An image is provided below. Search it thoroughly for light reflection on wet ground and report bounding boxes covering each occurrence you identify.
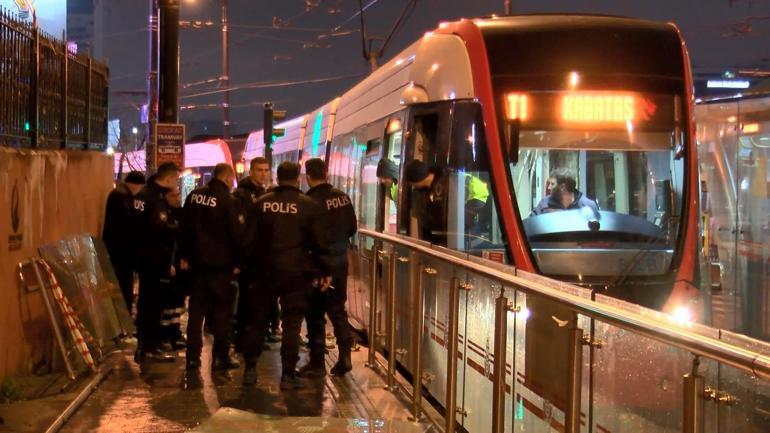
[58,336,432,433]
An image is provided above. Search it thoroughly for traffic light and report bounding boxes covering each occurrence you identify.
[263,102,287,146]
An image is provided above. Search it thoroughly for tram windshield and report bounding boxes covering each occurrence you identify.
[507,91,686,277]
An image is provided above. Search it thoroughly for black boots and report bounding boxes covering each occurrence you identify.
[243,363,258,386]
[330,346,352,376]
[212,355,241,371]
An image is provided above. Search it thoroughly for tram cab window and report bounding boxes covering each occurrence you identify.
[404,102,507,261]
[507,92,686,276]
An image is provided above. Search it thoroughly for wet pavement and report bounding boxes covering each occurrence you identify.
[57,335,433,433]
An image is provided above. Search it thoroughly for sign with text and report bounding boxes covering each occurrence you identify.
[154,123,185,169]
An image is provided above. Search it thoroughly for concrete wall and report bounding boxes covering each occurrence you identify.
[0,148,112,378]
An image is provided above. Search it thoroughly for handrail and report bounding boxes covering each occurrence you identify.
[359,228,770,381]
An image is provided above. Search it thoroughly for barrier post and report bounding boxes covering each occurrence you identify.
[409,254,424,421]
[492,289,510,433]
[566,326,584,433]
[385,251,399,390]
[366,244,379,368]
[683,357,705,433]
[445,277,466,432]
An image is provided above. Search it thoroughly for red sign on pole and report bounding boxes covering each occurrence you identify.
[155,123,185,169]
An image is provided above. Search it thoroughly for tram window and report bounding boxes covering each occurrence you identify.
[448,103,507,260]
[359,138,382,232]
[380,128,402,234]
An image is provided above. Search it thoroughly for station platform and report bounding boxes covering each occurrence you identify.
[53,335,433,433]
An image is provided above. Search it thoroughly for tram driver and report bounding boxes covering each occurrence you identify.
[532,168,599,216]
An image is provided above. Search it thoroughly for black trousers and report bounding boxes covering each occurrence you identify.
[113,260,134,313]
[243,274,311,374]
[186,268,236,362]
[160,273,187,341]
[136,267,165,352]
[306,270,353,362]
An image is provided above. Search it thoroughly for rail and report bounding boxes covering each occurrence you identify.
[358,228,770,433]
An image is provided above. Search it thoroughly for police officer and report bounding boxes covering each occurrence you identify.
[103,170,145,311]
[242,161,331,389]
[179,163,243,371]
[232,157,277,351]
[301,158,357,377]
[132,162,180,362]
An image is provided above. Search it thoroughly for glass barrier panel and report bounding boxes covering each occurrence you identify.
[591,315,690,433]
[457,271,502,433]
[514,290,569,432]
[418,253,449,404]
[716,331,770,432]
[393,245,416,371]
[452,268,471,432]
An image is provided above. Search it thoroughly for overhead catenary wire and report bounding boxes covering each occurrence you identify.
[180,72,364,99]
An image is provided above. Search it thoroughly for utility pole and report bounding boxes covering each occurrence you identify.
[158,0,180,124]
[221,0,230,139]
[504,0,511,15]
[146,0,159,173]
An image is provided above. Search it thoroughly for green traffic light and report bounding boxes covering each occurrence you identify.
[24,121,30,132]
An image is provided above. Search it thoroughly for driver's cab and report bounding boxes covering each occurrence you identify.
[513,139,684,281]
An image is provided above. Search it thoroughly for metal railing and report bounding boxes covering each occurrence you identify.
[0,8,108,150]
[358,228,770,433]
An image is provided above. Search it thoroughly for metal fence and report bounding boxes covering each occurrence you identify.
[0,8,108,150]
[358,228,770,433]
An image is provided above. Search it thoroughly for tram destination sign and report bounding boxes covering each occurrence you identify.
[504,91,678,131]
[155,123,186,169]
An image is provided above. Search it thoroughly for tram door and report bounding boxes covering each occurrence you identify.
[400,103,452,241]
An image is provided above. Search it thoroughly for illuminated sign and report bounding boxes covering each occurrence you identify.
[742,123,760,133]
[707,80,750,89]
[505,94,528,120]
[502,91,673,131]
[562,94,635,123]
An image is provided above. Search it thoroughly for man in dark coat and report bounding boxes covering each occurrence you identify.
[103,170,145,311]
[301,158,357,377]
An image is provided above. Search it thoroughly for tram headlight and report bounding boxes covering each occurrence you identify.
[671,305,693,326]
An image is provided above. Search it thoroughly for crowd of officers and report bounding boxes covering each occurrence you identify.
[103,158,357,389]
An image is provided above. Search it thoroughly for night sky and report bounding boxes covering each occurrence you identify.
[102,0,770,142]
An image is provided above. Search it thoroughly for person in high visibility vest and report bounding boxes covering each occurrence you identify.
[404,160,491,243]
[376,158,399,203]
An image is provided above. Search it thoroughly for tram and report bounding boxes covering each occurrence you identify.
[114,138,233,198]
[244,15,704,433]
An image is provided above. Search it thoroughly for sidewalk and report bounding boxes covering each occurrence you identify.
[47,335,433,433]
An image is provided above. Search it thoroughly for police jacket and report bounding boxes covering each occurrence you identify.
[132,181,178,270]
[233,176,267,217]
[306,183,357,273]
[103,183,135,266]
[179,178,243,270]
[252,184,331,278]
